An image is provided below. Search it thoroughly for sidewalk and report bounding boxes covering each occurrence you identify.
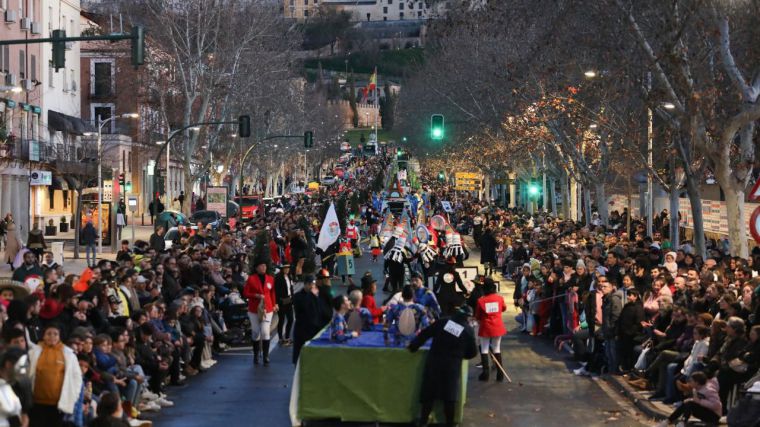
[0,223,155,279]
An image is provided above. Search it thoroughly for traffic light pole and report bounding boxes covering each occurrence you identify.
[151,121,237,217]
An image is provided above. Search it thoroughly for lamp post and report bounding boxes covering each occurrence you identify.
[85,113,138,259]
[156,127,199,211]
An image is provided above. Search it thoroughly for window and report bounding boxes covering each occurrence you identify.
[18,50,25,79]
[418,2,422,9]
[92,60,114,96]
[303,0,308,4]
[399,2,403,9]
[388,0,392,4]
[303,9,308,17]
[418,10,422,17]
[30,54,36,81]
[400,12,404,19]
[366,12,370,21]
[383,6,387,13]
[63,190,68,208]
[48,188,55,210]
[383,16,387,21]
[92,104,114,132]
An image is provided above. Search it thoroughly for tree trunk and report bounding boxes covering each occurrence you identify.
[72,188,83,259]
[550,178,557,216]
[483,175,491,202]
[595,182,608,226]
[569,176,577,221]
[583,186,592,226]
[561,175,570,219]
[669,188,680,249]
[723,185,748,257]
[684,173,706,258]
[182,162,194,216]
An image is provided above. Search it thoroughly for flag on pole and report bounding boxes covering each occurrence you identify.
[368,68,377,92]
[317,203,341,251]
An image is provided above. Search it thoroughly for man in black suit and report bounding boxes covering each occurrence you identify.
[275,264,294,346]
[292,275,330,364]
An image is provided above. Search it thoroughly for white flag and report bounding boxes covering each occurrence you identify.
[317,203,341,252]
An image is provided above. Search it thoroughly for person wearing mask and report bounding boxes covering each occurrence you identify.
[28,324,83,427]
[243,259,277,365]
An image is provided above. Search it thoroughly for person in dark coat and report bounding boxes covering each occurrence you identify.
[82,220,98,267]
[478,228,498,276]
[434,257,468,316]
[149,226,166,253]
[292,275,330,364]
[274,264,294,345]
[408,304,478,427]
[617,289,645,372]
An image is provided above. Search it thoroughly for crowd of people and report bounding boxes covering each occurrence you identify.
[461,200,760,426]
[0,151,400,426]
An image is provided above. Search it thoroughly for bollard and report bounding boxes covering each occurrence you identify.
[141,214,145,226]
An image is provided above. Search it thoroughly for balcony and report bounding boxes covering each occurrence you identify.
[0,139,57,162]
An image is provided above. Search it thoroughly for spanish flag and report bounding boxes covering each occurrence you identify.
[368,67,377,92]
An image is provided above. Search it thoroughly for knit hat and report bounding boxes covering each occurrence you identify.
[576,259,586,269]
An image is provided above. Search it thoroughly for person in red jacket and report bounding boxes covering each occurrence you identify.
[360,275,385,324]
[475,278,507,382]
[243,259,278,365]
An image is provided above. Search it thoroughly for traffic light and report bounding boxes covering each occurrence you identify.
[402,136,408,143]
[118,173,126,188]
[52,30,66,71]
[430,114,444,140]
[238,115,251,138]
[125,181,132,193]
[304,131,314,148]
[131,26,145,67]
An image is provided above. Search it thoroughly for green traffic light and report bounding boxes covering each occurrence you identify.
[432,128,443,138]
[528,184,540,196]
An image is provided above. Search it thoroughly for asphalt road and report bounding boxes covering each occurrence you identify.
[149,242,651,427]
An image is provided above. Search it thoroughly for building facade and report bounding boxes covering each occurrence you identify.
[1,0,44,236]
[285,0,435,21]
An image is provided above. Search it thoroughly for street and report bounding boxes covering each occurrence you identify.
[148,242,648,427]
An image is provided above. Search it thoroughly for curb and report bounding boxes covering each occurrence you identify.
[603,375,670,421]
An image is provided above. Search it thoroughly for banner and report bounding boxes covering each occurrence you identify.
[206,186,228,217]
[317,203,341,251]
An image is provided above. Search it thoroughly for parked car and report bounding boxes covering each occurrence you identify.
[234,195,262,221]
[190,210,222,229]
[154,210,189,231]
[163,225,198,250]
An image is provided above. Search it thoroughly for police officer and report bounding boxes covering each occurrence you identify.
[408,304,478,427]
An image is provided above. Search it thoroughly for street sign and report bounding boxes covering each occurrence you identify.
[127,195,139,212]
[30,170,52,186]
[750,179,760,201]
[750,206,760,244]
[454,172,482,191]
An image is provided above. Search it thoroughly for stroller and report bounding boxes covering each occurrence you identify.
[219,301,251,347]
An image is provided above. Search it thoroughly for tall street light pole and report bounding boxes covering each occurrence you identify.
[88,113,139,260]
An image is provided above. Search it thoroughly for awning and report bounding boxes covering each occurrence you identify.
[64,176,80,190]
[48,110,96,136]
[50,175,69,191]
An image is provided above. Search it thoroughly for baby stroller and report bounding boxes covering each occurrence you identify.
[219,301,251,347]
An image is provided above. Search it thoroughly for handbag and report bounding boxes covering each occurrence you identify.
[635,347,651,371]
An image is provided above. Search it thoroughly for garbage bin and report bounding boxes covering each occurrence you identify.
[51,241,64,266]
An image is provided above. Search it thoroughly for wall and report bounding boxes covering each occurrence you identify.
[41,0,82,134]
[326,99,379,129]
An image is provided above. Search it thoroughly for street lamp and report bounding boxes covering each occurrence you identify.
[91,113,139,259]
[584,70,597,78]
[663,102,676,110]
